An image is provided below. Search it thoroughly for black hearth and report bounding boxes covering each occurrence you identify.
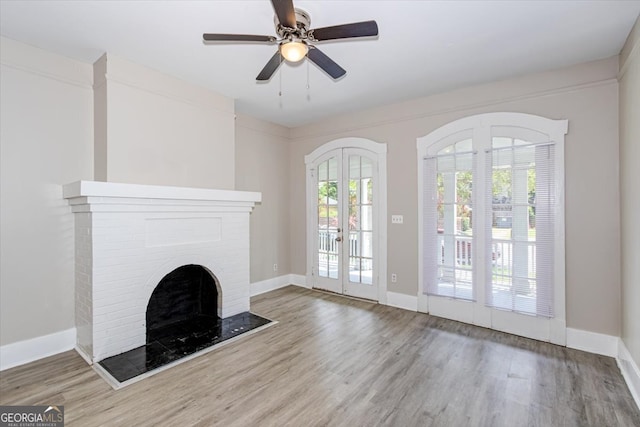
[98,265,272,384]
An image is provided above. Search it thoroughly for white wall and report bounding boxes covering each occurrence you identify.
[94,54,236,190]
[619,16,640,373]
[289,57,622,337]
[0,37,93,346]
[235,114,291,283]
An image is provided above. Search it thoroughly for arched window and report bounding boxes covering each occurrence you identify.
[417,113,567,344]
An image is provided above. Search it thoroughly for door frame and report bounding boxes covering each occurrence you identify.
[305,137,388,303]
[416,112,567,345]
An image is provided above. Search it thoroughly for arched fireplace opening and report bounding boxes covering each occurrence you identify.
[146,264,220,346]
[99,262,272,384]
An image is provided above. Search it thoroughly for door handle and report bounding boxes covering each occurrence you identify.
[335,236,342,242]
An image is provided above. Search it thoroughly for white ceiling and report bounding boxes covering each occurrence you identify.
[1,1,639,127]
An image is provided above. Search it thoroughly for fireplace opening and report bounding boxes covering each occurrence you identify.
[146,264,221,346]
[98,264,272,385]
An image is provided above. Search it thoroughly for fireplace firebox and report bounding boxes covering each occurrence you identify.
[146,265,220,343]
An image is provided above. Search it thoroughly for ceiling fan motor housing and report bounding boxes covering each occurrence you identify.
[275,8,311,40]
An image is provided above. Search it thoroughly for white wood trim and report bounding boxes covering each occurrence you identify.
[566,328,619,357]
[304,139,388,302]
[307,149,344,294]
[428,297,475,324]
[250,275,293,296]
[386,292,418,312]
[0,328,76,371]
[305,160,317,289]
[304,137,387,165]
[618,339,640,410]
[63,180,261,203]
[75,346,93,366]
[289,274,310,288]
[250,274,311,296]
[376,151,388,305]
[417,112,568,344]
[342,147,380,301]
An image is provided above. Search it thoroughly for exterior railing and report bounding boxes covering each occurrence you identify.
[318,230,359,256]
[438,236,537,281]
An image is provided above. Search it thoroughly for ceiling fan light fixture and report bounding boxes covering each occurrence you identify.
[204,1,378,81]
[280,41,308,62]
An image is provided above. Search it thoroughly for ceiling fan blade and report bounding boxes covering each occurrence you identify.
[271,0,296,28]
[307,47,346,80]
[203,33,276,43]
[310,20,379,41]
[256,51,283,81]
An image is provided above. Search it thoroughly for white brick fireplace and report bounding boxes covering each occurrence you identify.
[63,181,261,363]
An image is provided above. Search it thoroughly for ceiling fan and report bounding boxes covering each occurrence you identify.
[202,0,379,81]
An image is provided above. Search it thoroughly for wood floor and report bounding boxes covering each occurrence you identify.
[1,286,639,426]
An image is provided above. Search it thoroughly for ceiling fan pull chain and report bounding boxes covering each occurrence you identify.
[306,59,311,101]
[279,55,283,97]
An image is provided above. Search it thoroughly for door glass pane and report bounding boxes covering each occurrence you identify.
[317,157,339,279]
[361,157,373,178]
[360,206,373,231]
[432,150,474,300]
[488,138,544,315]
[348,155,374,285]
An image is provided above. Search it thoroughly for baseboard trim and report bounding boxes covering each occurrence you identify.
[618,339,640,411]
[566,328,618,357]
[386,291,418,312]
[289,274,310,289]
[250,275,292,296]
[0,328,76,371]
[75,346,93,366]
[250,274,310,297]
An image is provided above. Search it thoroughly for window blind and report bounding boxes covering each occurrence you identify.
[424,151,476,300]
[484,142,555,317]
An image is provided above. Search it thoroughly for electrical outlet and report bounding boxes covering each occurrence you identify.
[391,215,403,224]
[273,264,278,272]
[391,273,397,283]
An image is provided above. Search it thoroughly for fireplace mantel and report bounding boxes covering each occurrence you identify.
[64,180,261,364]
[63,180,261,206]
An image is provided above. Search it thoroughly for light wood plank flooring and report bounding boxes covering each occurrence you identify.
[1,286,639,426]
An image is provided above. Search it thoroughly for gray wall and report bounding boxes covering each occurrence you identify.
[619,16,640,371]
[93,54,236,189]
[289,57,622,336]
[235,114,292,284]
[0,38,238,348]
[0,34,631,351]
[0,38,94,345]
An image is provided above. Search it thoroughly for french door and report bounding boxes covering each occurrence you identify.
[417,113,568,345]
[307,147,380,301]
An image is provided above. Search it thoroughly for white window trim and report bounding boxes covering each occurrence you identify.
[417,112,568,344]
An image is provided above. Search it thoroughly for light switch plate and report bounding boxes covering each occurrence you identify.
[391,215,403,224]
